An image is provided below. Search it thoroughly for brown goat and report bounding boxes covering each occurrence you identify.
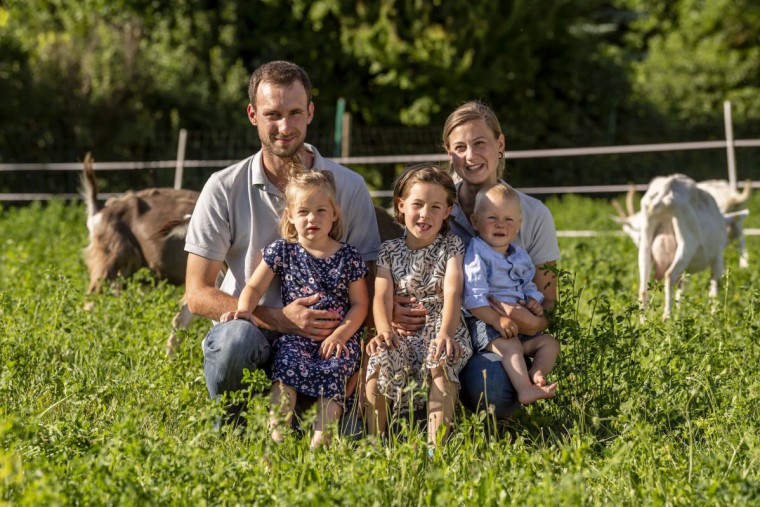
[81,153,199,294]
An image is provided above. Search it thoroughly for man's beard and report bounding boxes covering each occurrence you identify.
[261,133,304,159]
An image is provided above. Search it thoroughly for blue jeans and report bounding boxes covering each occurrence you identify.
[459,317,521,419]
[202,320,272,400]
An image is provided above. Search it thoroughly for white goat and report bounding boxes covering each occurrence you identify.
[613,179,752,269]
[697,180,751,268]
[636,174,731,319]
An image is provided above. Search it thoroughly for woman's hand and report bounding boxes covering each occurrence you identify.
[391,295,427,336]
[523,297,545,317]
[365,330,400,355]
[220,309,253,323]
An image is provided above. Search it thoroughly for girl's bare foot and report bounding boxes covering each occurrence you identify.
[517,383,557,404]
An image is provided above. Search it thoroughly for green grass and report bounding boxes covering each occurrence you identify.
[1,198,758,506]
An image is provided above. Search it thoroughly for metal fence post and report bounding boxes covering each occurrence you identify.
[724,101,737,192]
[174,128,188,189]
[341,111,351,158]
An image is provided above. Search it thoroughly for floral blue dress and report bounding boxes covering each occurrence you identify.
[264,239,368,405]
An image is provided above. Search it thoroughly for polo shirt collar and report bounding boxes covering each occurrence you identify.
[250,143,321,193]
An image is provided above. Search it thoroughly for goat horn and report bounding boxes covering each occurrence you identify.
[611,199,627,219]
[626,185,636,215]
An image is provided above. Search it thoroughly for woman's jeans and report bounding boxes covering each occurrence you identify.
[460,317,522,419]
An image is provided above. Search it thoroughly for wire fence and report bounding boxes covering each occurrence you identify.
[1,102,758,208]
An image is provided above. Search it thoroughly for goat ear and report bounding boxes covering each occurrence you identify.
[610,214,627,225]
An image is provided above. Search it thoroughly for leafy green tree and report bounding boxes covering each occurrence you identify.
[623,0,760,131]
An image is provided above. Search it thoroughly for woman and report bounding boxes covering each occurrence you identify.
[393,100,560,418]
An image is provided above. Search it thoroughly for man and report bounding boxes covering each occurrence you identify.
[185,61,380,416]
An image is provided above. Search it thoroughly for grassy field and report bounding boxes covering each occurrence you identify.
[1,196,758,506]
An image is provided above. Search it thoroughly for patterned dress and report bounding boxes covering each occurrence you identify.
[264,239,368,405]
[366,234,472,411]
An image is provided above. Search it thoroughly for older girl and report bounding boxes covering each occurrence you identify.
[365,164,472,451]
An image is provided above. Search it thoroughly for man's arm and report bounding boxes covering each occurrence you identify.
[185,253,237,321]
[185,252,340,339]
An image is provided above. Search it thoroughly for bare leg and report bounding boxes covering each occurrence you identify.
[428,366,458,450]
[312,397,342,449]
[269,381,296,442]
[487,338,556,404]
[354,350,370,425]
[364,371,389,437]
[521,334,560,387]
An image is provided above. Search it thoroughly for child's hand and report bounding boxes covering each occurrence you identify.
[523,298,544,317]
[320,335,348,359]
[497,316,518,339]
[366,330,400,355]
[220,309,253,323]
[428,333,462,364]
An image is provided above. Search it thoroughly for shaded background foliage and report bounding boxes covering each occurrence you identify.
[1,0,760,193]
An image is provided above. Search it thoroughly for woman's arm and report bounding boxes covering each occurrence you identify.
[533,261,557,310]
[490,302,548,336]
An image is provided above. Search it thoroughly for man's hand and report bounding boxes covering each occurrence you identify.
[391,295,426,336]
[281,294,341,341]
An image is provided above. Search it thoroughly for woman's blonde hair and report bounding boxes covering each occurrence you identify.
[280,169,344,242]
[441,100,505,177]
[392,163,456,236]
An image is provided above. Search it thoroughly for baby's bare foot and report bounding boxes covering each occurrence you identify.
[517,383,557,405]
[532,372,547,386]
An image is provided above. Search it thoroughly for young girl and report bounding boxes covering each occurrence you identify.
[365,164,472,451]
[221,170,369,448]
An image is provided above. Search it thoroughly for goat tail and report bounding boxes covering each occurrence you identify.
[80,152,102,218]
[152,216,191,241]
[732,179,752,206]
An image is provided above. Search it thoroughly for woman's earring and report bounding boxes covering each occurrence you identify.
[498,152,504,159]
